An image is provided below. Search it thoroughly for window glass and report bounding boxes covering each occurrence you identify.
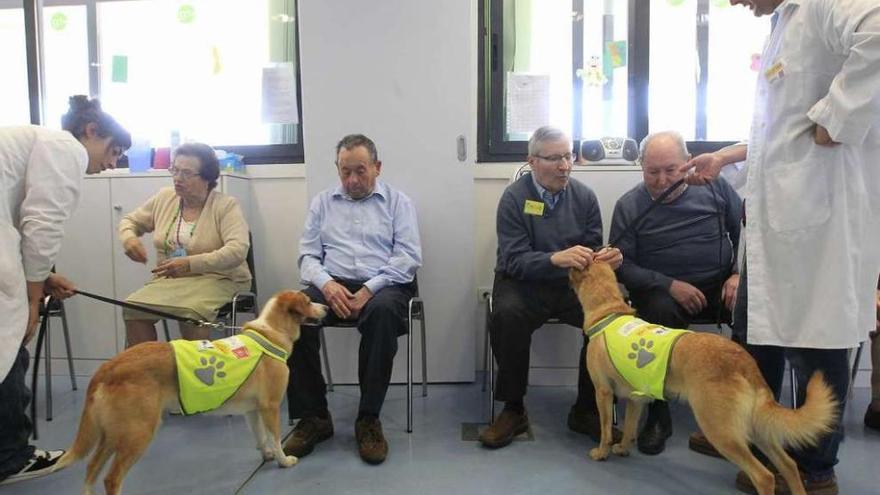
[705,2,768,140]
[42,5,89,129]
[581,0,628,139]
[648,0,769,140]
[0,3,30,126]
[98,0,300,148]
[502,0,573,140]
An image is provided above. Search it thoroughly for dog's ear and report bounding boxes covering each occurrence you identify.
[291,292,315,319]
[274,290,310,320]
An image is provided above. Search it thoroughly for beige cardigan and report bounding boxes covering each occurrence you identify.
[118,187,251,284]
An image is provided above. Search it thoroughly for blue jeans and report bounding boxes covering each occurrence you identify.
[732,261,847,479]
[0,347,36,482]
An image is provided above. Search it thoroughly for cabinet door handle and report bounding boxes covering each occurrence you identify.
[113,205,122,211]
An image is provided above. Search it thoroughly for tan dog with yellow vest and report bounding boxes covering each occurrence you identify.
[570,262,837,495]
[51,290,326,495]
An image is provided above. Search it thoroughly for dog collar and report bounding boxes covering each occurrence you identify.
[585,313,627,338]
[242,329,289,361]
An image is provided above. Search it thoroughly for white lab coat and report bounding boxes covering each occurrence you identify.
[744,0,880,349]
[0,126,85,381]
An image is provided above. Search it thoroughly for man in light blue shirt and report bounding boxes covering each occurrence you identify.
[285,134,421,465]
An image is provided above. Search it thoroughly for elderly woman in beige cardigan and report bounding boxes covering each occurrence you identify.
[118,142,251,346]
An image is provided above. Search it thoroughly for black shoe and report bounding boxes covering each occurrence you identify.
[0,449,65,486]
[283,414,334,457]
[567,405,622,444]
[637,402,672,455]
[865,405,880,431]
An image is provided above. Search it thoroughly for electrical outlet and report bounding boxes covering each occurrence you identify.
[477,286,492,303]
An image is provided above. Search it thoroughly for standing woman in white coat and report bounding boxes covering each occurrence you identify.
[683,0,880,493]
[0,96,130,486]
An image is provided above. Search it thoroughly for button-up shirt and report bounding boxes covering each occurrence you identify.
[531,173,565,210]
[299,179,422,294]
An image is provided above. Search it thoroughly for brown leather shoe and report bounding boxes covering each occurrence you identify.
[355,416,388,465]
[735,468,838,495]
[688,431,723,458]
[283,415,334,457]
[479,409,529,449]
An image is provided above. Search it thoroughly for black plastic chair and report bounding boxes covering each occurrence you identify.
[318,277,426,433]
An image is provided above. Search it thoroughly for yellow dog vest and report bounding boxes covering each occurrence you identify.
[170,329,288,415]
[586,314,690,400]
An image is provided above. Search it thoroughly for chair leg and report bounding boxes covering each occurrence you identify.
[319,328,333,392]
[162,320,171,341]
[31,311,50,440]
[848,341,865,400]
[489,345,496,421]
[407,319,413,434]
[482,311,490,392]
[59,305,77,391]
[44,317,53,421]
[420,313,427,398]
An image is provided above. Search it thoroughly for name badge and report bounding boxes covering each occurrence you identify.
[170,246,188,258]
[524,200,545,216]
[764,61,784,84]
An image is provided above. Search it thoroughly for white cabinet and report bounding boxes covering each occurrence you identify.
[48,172,251,375]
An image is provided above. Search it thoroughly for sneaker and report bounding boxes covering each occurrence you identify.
[355,416,388,465]
[735,468,838,495]
[479,409,529,449]
[567,405,622,444]
[688,431,723,458]
[637,402,672,455]
[282,414,334,457]
[0,449,65,486]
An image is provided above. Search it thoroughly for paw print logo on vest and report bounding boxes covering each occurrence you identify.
[628,338,656,368]
[194,355,227,386]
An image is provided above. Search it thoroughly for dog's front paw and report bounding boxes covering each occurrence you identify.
[589,447,610,461]
[261,449,275,462]
[611,443,630,456]
[277,455,298,468]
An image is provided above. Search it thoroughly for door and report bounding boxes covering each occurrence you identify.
[299,0,476,383]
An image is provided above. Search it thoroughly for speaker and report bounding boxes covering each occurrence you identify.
[580,140,605,162]
[580,137,639,163]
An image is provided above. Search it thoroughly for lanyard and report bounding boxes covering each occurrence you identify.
[164,199,199,255]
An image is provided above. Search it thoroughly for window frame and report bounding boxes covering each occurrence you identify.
[478,0,740,162]
[14,0,304,164]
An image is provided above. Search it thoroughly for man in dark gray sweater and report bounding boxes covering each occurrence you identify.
[480,126,622,449]
[609,131,742,456]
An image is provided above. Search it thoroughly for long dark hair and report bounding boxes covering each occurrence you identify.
[61,95,131,150]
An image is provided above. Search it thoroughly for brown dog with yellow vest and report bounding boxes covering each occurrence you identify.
[570,262,837,495]
[51,290,326,495]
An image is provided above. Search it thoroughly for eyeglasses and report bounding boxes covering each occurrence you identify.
[169,167,199,179]
[534,153,573,164]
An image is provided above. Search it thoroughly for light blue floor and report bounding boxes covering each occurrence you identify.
[4,375,878,495]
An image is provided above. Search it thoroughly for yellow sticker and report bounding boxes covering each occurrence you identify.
[764,61,784,83]
[524,200,545,216]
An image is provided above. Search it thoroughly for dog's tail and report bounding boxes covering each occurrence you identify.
[52,387,101,472]
[752,371,838,451]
